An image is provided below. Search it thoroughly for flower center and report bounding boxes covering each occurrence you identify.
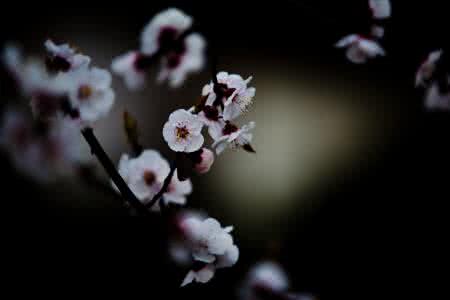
[134,54,154,71]
[45,55,71,73]
[78,85,92,100]
[158,27,179,50]
[143,170,156,186]
[203,106,219,121]
[214,83,236,98]
[222,122,239,135]
[176,126,190,140]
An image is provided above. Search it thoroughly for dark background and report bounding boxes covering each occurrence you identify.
[1,1,448,299]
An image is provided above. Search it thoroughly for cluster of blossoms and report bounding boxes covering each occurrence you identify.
[415,50,450,110]
[335,0,391,64]
[0,109,82,182]
[0,40,115,180]
[240,261,314,300]
[163,71,256,156]
[1,41,115,126]
[168,212,239,286]
[112,8,206,89]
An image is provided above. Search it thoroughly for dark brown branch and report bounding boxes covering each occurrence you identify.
[81,127,151,216]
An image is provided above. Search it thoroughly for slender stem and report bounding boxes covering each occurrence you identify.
[81,127,151,216]
[145,155,178,209]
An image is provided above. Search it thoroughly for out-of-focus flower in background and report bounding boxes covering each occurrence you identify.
[169,213,239,286]
[0,109,84,182]
[335,35,385,64]
[369,0,392,20]
[112,8,206,89]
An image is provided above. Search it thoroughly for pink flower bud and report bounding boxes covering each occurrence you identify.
[194,148,214,174]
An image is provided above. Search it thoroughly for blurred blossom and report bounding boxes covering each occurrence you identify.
[424,81,450,110]
[192,148,215,174]
[172,214,238,286]
[416,50,443,87]
[0,109,83,182]
[240,261,289,300]
[370,25,385,39]
[111,51,146,90]
[112,8,206,89]
[369,0,392,20]
[63,67,115,125]
[44,39,91,73]
[140,8,193,56]
[335,35,385,64]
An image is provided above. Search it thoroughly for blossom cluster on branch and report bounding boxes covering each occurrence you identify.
[1,1,449,296]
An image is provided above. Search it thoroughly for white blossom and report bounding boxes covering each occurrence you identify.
[197,105,226,140]
[424,82,450,111]
[203,72,256,121]
[335,35,385,64]
[369,0,392,20]
[153,169,192,210]
[212,121,255,155]
[141,8,193,56]
[181,265,216,287]
[179,216,239,286]
[44,39,90,72]
[116,150,170,202]
[163,109,204,153]
[111,51,146,90]
[157,33,206,88]
[416,50,443,87]
[63,67,115,124]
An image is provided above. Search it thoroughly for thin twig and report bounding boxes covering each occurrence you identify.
[146,154,178,209]
[81,127,151,216]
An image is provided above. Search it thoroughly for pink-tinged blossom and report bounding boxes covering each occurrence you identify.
[163,109,204,153]
[424,82,450,111]
[111,51,147,90]
[141,8,193,56]
[63,67,115,124]
[0,111,82,182]
[240,261,290,300]
[335,35,385,64]
[44,39,90,73]
[203,72,256,121]
[112,8,206,89]
[116,150,170,202]
[369,0,392,20]
[156,33,206,88]
[179,216,239,286]
[192,148,215,174]
[197,105,226,140]
[212,121,255,155]
[416,50,443,87]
